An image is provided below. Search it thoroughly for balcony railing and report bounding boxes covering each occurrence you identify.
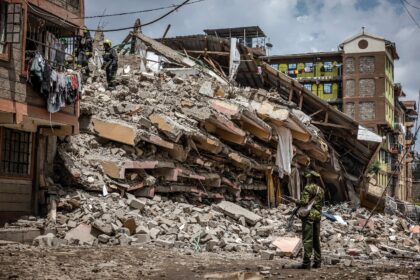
[47,0,80,13]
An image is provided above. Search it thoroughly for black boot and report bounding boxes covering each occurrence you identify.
[312,263,321,269]
[298,263,311,269]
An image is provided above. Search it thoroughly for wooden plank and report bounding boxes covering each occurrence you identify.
[0,193,31,203]
[311,121,352,130]
[0,180,32,194]
[0,202,31,212]
[186,50,229,56]
[134,33,227,84]
[310,109,324,117]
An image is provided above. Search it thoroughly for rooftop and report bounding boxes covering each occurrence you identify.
[203,26,266,38]
[339,31,399,59]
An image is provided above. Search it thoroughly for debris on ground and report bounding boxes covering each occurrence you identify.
[2,190,419,264]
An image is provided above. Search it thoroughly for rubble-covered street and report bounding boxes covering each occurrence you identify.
[0,243,418,280]
[1,190,419,279]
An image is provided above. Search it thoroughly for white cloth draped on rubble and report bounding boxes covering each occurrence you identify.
[274,126,293,178]
[288,167,301,199]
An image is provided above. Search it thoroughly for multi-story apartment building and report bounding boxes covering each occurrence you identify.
[264,31,417,203]
[265,51,343,110]
[340,32,401,199]
[400,99,417,200]
[0,0,84,224]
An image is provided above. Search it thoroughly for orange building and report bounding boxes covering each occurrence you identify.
[0,0,84,223]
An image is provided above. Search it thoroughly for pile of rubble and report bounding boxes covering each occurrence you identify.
[57,67,330,203]
[4,190,419,263]
[58,68,304,200]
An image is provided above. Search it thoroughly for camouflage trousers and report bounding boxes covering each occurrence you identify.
[302,219,321,265]
[106,66,117,88]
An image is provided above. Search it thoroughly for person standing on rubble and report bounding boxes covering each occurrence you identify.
[298,170,325,269]
[102,39,118,89]
[75,26,93,71]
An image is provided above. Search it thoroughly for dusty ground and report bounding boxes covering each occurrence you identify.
[0,243,419,280]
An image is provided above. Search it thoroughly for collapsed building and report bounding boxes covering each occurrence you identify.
[53,27,384,212]
[0,12,388,225]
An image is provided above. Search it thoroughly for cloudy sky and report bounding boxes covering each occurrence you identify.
[85,0,420,101]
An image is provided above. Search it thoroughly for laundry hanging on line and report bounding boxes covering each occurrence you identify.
[27,53,82,113]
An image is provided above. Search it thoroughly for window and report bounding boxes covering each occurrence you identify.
[360,56,375,73]
[1,128,33,177]
[323,61,333,72]
[288,63,297,70]
[360,102,375,120]
[358,39,368,49]
[346,80,355,97]
[345,57,355,74]
[359,79,375,96]
[0,1,6,53]
[304,84,312,91]
[304,62,313,72]
[324,83,332,94]
[5,3,21,44]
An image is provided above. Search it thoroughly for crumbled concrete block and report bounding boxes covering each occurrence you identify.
[272,237,302,257]
[132,234,151,244]
[261,250,275,260]
[150,227,161,240]
[98,234,111,243]
[64,224,95,244]
[118,233,131,246]
[92,220,113,235]
[33,233,59,247]
[135,225,149,234]
[155,239,175,248]
[199,81,213,97]
[129,198,146,210]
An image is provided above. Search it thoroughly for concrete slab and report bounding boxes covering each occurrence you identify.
[0,228,41,244]
[215,201,262,225]
[91,118,137,146]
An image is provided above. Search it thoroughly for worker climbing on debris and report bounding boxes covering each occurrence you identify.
[75,26,93,72]
[297,170,325,269]
[102,39,118,89]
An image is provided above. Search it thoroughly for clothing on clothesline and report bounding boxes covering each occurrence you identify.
[28,53,81,113]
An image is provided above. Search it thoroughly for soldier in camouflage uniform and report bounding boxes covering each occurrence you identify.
[299,171,324,269]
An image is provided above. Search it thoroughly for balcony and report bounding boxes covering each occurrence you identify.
[393,122,405,134]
